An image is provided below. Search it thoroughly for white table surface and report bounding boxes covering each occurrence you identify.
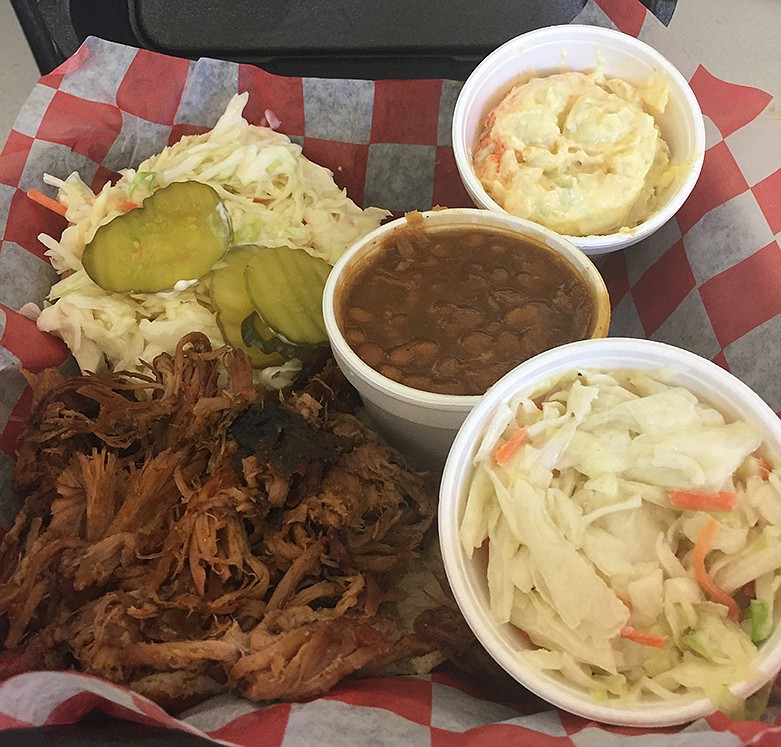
[1,0,779,149]
[670,0,780,102]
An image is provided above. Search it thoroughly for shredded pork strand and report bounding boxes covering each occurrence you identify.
[0,332,454,709]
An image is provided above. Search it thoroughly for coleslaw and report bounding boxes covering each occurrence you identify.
[460,367,781,706]
[23,93,389,385]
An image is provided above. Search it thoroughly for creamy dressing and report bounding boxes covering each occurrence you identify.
[474,71,675,236]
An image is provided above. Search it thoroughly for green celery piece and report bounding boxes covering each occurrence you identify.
[748,599,771,644]
[681,633,711,659]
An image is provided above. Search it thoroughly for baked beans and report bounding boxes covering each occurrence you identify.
[336,222,596,396]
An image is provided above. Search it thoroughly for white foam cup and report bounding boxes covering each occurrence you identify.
[439,337,781,727]
[452,25,706,256]
[322,208,610,466]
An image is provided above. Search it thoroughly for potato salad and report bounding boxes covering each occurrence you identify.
[473,70,678,236]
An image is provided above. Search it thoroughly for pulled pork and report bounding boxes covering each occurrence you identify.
[0,333,468,709]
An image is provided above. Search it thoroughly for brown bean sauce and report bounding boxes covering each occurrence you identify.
[336,222,596,396]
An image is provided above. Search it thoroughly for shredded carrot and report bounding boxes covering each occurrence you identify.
[615,593,632,610]
[692,517,741,622]
[669,490,738,512]
[26,188,66,217]
[117,200,141,212]
[759,457,772,481]
[494,428,527,465]
[620,626,666,648]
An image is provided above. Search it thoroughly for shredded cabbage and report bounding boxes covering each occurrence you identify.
[27,93,389,383]
[461,368,781,707]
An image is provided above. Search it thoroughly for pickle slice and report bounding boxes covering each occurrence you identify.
[244,246,331,346]
[208,246,284,368]
[241,312,312,361]
[82,181,231,293]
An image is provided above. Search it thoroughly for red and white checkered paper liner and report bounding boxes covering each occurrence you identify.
[0,0,780,743]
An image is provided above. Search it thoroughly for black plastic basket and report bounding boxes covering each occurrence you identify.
[12,0,677,79]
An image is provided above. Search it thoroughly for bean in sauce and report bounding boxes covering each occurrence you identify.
[337,223,596,396]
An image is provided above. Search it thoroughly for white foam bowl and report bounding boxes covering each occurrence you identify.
[439,337,781,727]
[452,24,706,256]
[322,208,610,467]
